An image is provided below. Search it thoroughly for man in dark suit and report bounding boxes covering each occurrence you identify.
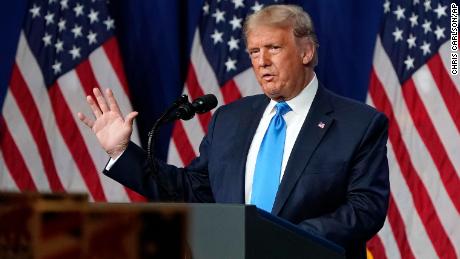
[78,4,389,258]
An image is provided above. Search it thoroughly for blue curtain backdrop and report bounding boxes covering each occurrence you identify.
[0,0,383,160]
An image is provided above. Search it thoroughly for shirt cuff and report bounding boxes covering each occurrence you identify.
[105,150,125,170]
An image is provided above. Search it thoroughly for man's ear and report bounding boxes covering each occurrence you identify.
[301,41,314,65]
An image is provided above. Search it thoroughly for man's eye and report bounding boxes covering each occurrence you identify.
[249,50,259,57]
[269,46,281,52]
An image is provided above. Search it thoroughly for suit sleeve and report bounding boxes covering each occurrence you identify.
[103,108,222,203]
[298,112,390,247]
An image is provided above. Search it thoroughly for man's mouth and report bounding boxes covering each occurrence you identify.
[262,73,274,81]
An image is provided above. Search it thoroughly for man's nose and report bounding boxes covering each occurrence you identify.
[257,50,271,67]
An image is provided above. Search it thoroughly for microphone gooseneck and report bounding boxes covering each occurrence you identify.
[146,94,217,200]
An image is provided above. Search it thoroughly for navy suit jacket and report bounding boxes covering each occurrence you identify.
[105,86,390,258]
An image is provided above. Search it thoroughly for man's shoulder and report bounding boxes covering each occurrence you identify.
[218,94,268,113]
[322,87,385,120]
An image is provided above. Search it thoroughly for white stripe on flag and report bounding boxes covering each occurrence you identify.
[190,29,225,107]
[373,37,460,256]
[15,33,88,193]
[89,46,141,146]
[412,64,460,174]
[387,142,438,259]
[181,86,205,154]
[377,219,401,259]
[167,135,184,167]
[439,43,460,91]
[2,91,49,191]
[58,70,129,202]
[0,150,19,191]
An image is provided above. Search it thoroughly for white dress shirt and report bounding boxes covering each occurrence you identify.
[244,75,318,204]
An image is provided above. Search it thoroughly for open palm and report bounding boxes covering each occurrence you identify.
[78,88,138,158]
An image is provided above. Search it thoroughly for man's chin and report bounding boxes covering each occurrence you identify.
[265,92,284,101]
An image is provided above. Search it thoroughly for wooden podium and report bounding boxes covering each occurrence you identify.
[0,192,344,258]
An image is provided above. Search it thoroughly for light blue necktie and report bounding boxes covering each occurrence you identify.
[251,101,291,212]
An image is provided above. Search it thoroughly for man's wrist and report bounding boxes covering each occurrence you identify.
[107,142,129,159]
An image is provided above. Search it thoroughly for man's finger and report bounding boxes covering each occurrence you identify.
[77,112,94,128]
[105,88,122,115]
[87,95,102,118]
[124,111,138,126]
[93,88,109,113]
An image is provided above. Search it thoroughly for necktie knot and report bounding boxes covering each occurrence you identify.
[275,102,291,117]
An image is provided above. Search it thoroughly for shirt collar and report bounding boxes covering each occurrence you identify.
[267,73,318,116]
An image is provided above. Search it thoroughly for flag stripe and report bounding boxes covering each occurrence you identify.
[386,140,438,258]
[181,86,205,155]
[0,151,19,191]
[3,91,52,191]
[0,2,144,202]
[0,116,37,191]
[439,43,460,92]
[387,195,416,259]
[9,65,65,191]
[172,121,196,166]
[369,69,456,258]
[367,235,388,259]
[73,60,132,202]
[426,54,460,132]
[376,220,401,259]
[412,63,460,175]
[167,138,184,167]
[48,84,106,201]
[101,37,131,97]
[89,41,142,146]
[401,79,460,212]
[190,30,225,106]
[87,45,145,202]
[372,38,460,255]
[186,64,212,131]
[14,33,89,194]
[221,79,242,104]
[75,59,99,96]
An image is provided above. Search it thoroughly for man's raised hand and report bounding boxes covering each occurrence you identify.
[77,88,138,159]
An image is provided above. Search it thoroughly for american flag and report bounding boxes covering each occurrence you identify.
[0,0,144,202]
[167,0,280,167]
[366,0,460,258]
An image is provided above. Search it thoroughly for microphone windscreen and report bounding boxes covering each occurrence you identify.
[192,94,218,114]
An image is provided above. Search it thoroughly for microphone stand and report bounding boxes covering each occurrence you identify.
[146,94,189,200]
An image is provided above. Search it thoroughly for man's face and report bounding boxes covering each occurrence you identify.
[246,25,313,101]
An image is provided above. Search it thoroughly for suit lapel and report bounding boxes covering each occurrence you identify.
[272,86,335,215]
[228,95,269,203]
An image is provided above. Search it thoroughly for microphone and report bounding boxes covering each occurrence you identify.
[147,94,218,191]
[167,94,218,122]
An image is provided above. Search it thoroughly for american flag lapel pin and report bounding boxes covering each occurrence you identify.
[318,122,325,129]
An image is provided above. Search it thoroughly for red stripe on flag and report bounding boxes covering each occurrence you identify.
[426,54,460,132]
[0,117,37,191]
[76,59,147,202]
[124,188,147,202]
[186,64,212,131]
[387,195,415,259]
[369,70,456,259]
[9,65,65,192]
[172,121,196,166]
[102,37,131,98]
[367,235,388,259]
[75,59,99,96]
[401,79,460,213]
[221,79,242,104]
[48,85,107,201]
